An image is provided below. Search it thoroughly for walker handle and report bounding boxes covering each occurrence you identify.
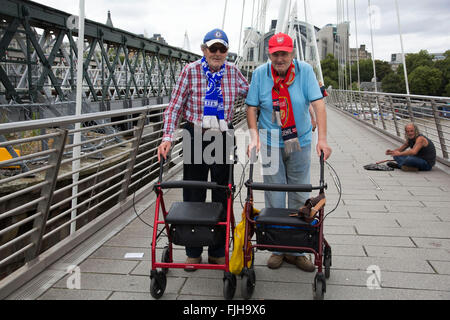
[248,146,257,182]
[245,181,314,192]
[158,158,164,183]
[320,151,325,192]
[158,180,228,190]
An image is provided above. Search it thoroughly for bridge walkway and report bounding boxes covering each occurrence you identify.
[7,106,450,300]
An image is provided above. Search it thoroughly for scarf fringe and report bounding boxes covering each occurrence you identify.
[202,115,219,129]
[219,119,228,132]
[284,139,301,155]
[202,116,228,132]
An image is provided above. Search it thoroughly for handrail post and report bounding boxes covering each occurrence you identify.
[368,94,376,125]
[430,99,448,160]
[339,90,342,109]
[353,91,359,116]
[119,112,147,201]
[349,90,354,115]
[345,90,350,112]
[361,93,368,121]
[25,128,68,261]
[343,90,347,111]
[357,92,364,117]
[389,96,400,137]
[406,95,415,123]
[378,95,386,130]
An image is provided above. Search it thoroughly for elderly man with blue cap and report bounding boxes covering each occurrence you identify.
[158,28,249,269]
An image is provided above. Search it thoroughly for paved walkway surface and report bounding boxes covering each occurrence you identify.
[9,106,450,300]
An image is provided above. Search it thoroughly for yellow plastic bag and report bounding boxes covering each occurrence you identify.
[229,207,259,275]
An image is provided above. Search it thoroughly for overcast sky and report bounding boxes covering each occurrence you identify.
[32,0,450,62]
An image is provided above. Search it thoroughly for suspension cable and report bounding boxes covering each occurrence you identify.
[367,0,378,93]
[336,0,343,90]
[238,0,246,60]
[395,0,410,95]
[353,0,361,90]
[222,0,228,30]
[342,0,348,91]
[346,0,352,89]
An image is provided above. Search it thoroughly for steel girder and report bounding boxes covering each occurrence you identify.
[0,0,201,104]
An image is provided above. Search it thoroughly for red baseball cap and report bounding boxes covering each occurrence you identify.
[268,33,293,54]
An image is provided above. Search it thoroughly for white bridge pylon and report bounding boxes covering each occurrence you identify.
[236,0,324,83]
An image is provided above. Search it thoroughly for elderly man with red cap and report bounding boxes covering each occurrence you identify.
[158,28,248,269]
[245,33,332,272]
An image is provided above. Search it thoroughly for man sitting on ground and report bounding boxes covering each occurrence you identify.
[386,123,436,172]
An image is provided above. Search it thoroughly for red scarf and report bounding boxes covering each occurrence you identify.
[271,63,301,154]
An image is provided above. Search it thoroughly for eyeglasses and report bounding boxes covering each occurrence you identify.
[208,45,228,54]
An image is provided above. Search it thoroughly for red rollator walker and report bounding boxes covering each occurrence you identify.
[150,159,237,299]
[240,150,332,300]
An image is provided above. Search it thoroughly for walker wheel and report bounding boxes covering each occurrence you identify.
[313,272,326,300]
[150,270,167,299]
[241,268,256,300]
[223,272,237,300]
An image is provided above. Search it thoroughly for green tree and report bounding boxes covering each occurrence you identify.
[375,60,394,82]
[445,83,450,97]
[409,66,443,96]
[320,54,338,85]
[405,50,433,74]
[351,82,360,91]
[433,52,450,95]
[352,59,393,83]
[381,72,405,94]
[352,59,374,82]
[323,76,338,89]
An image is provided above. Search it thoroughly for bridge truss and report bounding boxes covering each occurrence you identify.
[0,0,200,109]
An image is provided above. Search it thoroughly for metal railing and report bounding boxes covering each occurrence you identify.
[0,97,247,297]
[327,89,450,165]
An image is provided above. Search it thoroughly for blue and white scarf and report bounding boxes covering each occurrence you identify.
[201,57,227,131]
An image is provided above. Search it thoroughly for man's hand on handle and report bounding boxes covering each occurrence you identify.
[246,127,260,159]
[316,140,332,161]
[157,141,172,162]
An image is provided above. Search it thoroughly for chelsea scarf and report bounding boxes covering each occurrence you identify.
[271,62,301,154]
[201,57,228,131]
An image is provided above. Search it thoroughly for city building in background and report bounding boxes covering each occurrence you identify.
[350,44,372,64]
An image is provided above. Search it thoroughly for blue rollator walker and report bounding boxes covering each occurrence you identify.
[241,149,332,300]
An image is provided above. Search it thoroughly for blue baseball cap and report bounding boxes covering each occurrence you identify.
[203,28,229,48]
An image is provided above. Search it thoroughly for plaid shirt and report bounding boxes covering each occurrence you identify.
[162,59,249,141]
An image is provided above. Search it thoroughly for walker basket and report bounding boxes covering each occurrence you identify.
[255,208,320,253]
[165,202,226,247]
